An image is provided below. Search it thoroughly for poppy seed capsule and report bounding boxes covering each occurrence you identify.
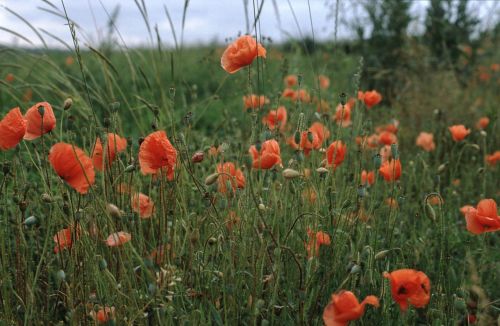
[204,173,219,186]
[23,216,37,226]
[63,98,73,110]
[282,168,301,179]
[191,151,204,163]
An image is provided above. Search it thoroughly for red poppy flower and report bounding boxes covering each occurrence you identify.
[379,159,402,182]
[282,88,297,100]
[284,74,298,87]
[464,199,500,235]
[448,125,470,142]
[139,130,177,180]
[262,106,287,131]
[131,193,155,219]
[216,162,246,194]
[326,141,347,168]
[243,94,269,110]
[476,117,489,130]
[485,151,500,166]
[383,269,431,311]
[0,107,26,150]
[305,229,331,258]
[318,75,330,89]
[362,90,382,109]
[53,228,72,253]
[361,170,375,186]
[378,131,397,146]
[249,139,282,169]
[105,231,131,247]
[48,143,95,194]
[24,102,56,140]
[334,104,352,127]
[221,35,266,73]
[323,291,379,326]
[416,132,435,152]
[92,133,127,171]
[93,307,115,324]
[288,122,330,156]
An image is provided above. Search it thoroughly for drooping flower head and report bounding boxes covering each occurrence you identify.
[139,130,177,180]
[323,291,379,326]
[221,35,266,73]
[383,269,431,311]
[48,143,95,194]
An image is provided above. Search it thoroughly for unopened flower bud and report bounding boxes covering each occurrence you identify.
[106,203,122,218]
[63,98,73,110]
[191,151,204,163]
[282,168,301,179]
[204,173,219,186]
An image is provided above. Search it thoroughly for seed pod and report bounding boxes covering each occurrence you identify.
[63,98,73,111]
[282,168,301,179]
[294,131,301,145]
[204,173,219,186]
[307,131,314,143]
[373,154,382,169]
[37,105,45,117]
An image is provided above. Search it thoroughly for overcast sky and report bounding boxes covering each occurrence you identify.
[0,0,498,49]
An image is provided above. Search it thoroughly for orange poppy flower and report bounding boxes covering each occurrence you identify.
[249,139,282,169]
[48,143,95,194]
[284,74,298,87]
[386,197,398,208]
[375,121,399,134]
[92,133,127,171]
[363,90,382,109]
[139,130,177,180]
[105,231,131,247]
[53,228,73,253]
[316,99,330,113]
[378,131,397,146]
[302,187,318,204]
[323,291,379,326]
[334,104,352,127]
[356,134,379,150]
[24,102,56,140]
[65,56,74,66]
[326,141,347,169]
[460,205,474,216]
[491,63,500,71]
[216,162,245,194]
[305,229,331,258]
[485,151,500,166]
[131,193,155,219]
[295,89,311,103]
[383,269,431,311]
[221,35,266,73]
[318,75,330,89]
[0,107,26,150]
[92,306,115,324]
[448,125,470,142]
[464,199,500,235]
[416,132,435,152]
[361,170,375,186]
[243,94,269,110]
[357,90,365,100]
[379,145,392,163]
[5,73,14,83]
[262,106,287,131]
[476,117,489,130]
[289,122,330,156]
[379,159,402,182]
[22,88,33,103]
[281,88,297,100]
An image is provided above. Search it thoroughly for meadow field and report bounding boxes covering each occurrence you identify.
[0,1,499,325]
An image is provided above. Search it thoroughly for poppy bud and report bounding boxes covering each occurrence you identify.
[374,250,390,260]
[470,144,480,151]
[190,228,200,244]
[294,131,301,145]
[307,131,314,143]
[390,143,399,159]
[208,237,217,245]
[56,269,66,282]
[437,163,447,173]
[373,154,382,169]
[106,203,122,218]
[282,168,301,179]
[124,164,135,173]
[204,173,219,186]
[424,203,436,221]
[255,141,262,152]
[480,130,487,137]
[258,203,266,211]
[191,151,204,163]
[37,105,45,117]
[41,193,54,203]
[357,185,366,197]
[350,264,362,274]
[23,216,38,226]
[316,167,328,174]
[63,98,73,110]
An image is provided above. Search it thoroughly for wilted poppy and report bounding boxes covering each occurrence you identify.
[485,151,500,166]
[305,229,331,258]
[323,291,379,326]
[262,106,287,131]
[48,143,95,194]
[379,159,402,182]
[383,269,431,311]
[362,90,382,109]
[361,170,375,186]
[243,94,269,110]
[416,132,435,152]
[464,199,500,234]
[318,75,330,89]
[217,162,245,194]
[249,139,282,169]
[0,107,26,150]
[448,125,470,142]
[326,141,347,169]
[221,35,266,73]
[92,133,127,171]
[139,130,177,180]
[105,231,131,247]
[131,193,155,219]
[24,102,56,140]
